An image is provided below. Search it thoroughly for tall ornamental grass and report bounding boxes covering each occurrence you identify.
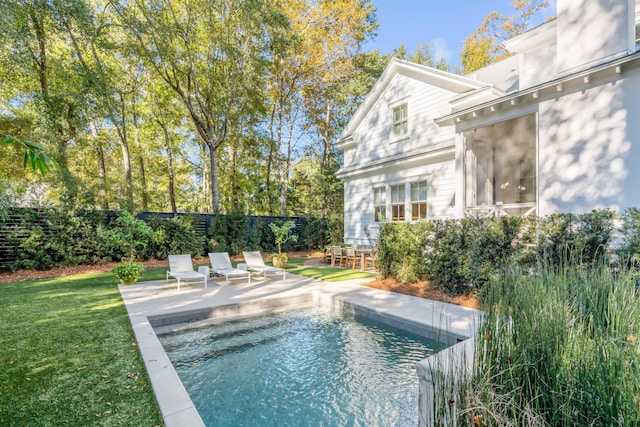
[434,263,640,426]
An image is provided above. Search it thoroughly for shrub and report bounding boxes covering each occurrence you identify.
[8,207,112,269]
[377,222,431,284]
[536,209,616,267]
[112,262,145,284]
[464,216,524,289]
[147,215,205,259]
[423,219,470,294]
[620,208,640,265]
[102,211,155,261]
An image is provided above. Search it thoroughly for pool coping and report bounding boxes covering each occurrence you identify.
[119,273,480,427]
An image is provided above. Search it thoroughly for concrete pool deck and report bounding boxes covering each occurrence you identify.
[119,272,480,427]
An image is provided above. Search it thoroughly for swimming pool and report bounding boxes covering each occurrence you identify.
[156,304,446,426]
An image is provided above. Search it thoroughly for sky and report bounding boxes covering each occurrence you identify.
[363,0,557,68]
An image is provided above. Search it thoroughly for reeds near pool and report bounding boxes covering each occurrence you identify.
[432,263,640,426]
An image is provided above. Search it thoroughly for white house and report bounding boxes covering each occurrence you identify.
[336,0,640,246]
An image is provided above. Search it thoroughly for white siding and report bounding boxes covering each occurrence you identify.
[342,74,457,173]
[343,156,456,244]
[538,63,640,214]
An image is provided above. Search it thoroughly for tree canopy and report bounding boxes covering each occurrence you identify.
[0,0,553,216]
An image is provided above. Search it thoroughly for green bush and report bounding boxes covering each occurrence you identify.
[536,209,616,267]
[147,215,205,259]
[377,222,431,284]
[620,208,640,265]
[102,211,156,261]
[111,261,145,284]
[464,216,524,289]
[9,207,112,270]
[423,219,471,294]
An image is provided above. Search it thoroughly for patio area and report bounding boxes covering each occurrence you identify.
[119,272,480,427]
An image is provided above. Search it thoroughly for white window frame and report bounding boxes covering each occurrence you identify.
[392,103,409,139]
[410,180,428,221]
[373,186,386,222]
[390,184,406,222]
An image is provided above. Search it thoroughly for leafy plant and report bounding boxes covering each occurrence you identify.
[103,211,156,261]
[269,220,298,254]
[112,262,145,284]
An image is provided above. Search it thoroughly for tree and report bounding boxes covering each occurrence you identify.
[393,43,450,71]
[110,0,288,213]
[460,0,550,74]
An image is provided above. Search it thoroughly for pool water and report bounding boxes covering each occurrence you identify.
[156,305,441,426]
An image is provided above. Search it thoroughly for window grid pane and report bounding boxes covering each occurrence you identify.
[390,184,405,221]
[410,181,427,221]
[392,104,408,138]
[373,187,386,222]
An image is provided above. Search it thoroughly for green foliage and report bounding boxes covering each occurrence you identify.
[620,208,640,265]
[207,211,250,255]
[102,212,156,262]
[1,135,56,176]
[536,209,616,267]
[423,219,471,294]
[377,222,431,284]
[147,215,205,259]
[464,216,524,288]
[456,264,640,426]
[111,262,145,284]
[269,220,298,254]
[8,207,113,270]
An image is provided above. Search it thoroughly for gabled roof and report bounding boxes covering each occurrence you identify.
[336,58,489,147]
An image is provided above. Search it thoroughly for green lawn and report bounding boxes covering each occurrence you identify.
[0,270,164,426]
[284,258,376,282]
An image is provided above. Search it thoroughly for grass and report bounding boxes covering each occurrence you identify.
[284,257,376,282]
[0,270,164,426]
[433,264,640,426]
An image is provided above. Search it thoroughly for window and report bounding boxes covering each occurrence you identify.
[411,181,427,220]
[518,159,536,202]
[373,187,386,222]
[390,184,405,221]
[392,103,408,138]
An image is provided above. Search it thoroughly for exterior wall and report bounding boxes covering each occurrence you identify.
[519,43,557,89]
[557,0,635,73]
[343,156,456,245]
[340,73,460,243]
[343,74,456,173]
[538,63,640,214]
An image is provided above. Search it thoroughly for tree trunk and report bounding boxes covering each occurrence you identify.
[208,142,219,213]
[89,120,109,210]
[158,120,177,213]
[133,104,148,211]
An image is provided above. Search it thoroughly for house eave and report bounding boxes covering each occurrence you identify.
[336,58,489,147]
[336,145,454,180]
[435,51,640,126]
[503,19,557,54]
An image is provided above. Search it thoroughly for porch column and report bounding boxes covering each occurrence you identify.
[454,132,465,218]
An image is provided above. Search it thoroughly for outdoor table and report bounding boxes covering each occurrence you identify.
[355,248,373,271]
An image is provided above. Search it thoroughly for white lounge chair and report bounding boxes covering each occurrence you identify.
[242,251,286,280]
[208,252,251,286]
[166,254,208,291]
